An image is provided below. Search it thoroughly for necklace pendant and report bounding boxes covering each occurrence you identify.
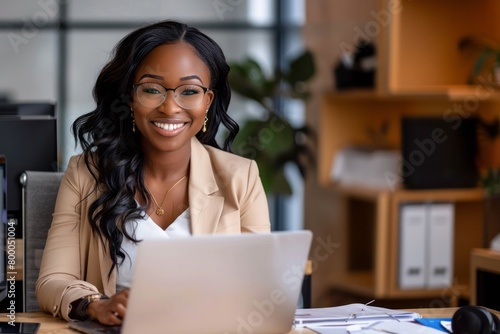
[156,207,165,216]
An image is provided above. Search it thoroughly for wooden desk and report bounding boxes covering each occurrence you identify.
[0,312,312,334]
[1,312,74,334]
[3,308,499,333]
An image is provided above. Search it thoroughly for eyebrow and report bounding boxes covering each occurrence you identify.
[180,75,203,82]
[138,74,163,81]
[138,74,203,83]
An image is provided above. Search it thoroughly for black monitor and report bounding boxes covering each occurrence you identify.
[0,102,58,215]
[0,103,57,311]
[0,156,6,225]
[0,156,6,303]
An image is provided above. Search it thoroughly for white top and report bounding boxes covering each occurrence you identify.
[116,209,191,291]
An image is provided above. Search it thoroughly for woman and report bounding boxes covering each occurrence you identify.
[36,20,270,325]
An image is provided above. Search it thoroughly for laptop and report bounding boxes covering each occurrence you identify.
[69,230,312,334]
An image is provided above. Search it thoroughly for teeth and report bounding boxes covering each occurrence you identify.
[153,122,184,131]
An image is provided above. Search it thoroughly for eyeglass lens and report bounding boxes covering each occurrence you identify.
[134,83,206,109]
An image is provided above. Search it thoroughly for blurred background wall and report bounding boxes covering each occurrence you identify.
[0,0,307,231]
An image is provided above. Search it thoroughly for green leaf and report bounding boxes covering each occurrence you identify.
[262,117,295,156]
[253,156,273,193]
[229,58,281,105]
[268,169,293,194]
[232,120,264,159]
[238,58,267,85]
[471,50,496,82]
[285,50,316,85]
[254,160,292,194]
[228,64,266,103]
[233,118,295,157]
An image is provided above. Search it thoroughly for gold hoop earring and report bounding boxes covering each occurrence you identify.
[131,108,136,133]
[203,110,208,133]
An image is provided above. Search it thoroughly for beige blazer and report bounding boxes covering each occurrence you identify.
[36,138,270,320]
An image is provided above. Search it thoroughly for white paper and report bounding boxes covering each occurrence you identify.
[294,303,421,327]
[305,326,348,334]
[440,320,452,333]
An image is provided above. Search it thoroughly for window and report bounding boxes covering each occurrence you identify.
[0,0,305,229]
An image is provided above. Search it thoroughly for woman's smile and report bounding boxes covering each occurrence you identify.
[151,120,188,137]
[152,121,187,132]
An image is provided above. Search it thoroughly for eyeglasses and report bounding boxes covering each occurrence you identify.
[132,83,209,109]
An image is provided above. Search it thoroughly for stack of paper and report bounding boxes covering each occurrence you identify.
[294,303,421,329]
[330,148,401,189]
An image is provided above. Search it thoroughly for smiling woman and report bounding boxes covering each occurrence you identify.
[35,20,270,326]
[131,42,214,157]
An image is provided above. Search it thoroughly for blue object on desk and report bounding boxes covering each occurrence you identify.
[415,318,452,333]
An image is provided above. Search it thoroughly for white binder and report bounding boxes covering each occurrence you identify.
[426,203,454,288]
[399,204,427,289]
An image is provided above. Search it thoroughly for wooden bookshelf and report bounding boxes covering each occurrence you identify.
[304,0,500,307]
[324,185,483,300]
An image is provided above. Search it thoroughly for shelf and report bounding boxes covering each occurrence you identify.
[327,184,483,300]
[392,188,485,203]
[391,85,500,102]
[472,248,500,261]
[326,184,485,203]
[304,0,499,307]
[316,92,488,303]
[384,0,500,95]
[317,93,499,187]
[331,271,470,301]
[325,184,390,201]
[386,285,470,301]
[327,86,500,102]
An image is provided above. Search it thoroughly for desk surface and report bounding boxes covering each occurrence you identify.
[2,308,498,333]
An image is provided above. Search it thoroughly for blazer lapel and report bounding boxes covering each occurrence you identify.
[189,138,224,235]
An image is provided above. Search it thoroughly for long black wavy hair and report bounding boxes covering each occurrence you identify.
[71,20,239,277]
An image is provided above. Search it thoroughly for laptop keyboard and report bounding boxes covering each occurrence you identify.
[96,326,122,334]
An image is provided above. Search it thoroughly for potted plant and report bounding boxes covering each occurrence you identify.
[459,35,500,85]
[229,50,316,194]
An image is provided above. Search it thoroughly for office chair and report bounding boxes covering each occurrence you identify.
[21,171,64,312]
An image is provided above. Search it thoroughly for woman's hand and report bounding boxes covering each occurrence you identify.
[87,289,129,325]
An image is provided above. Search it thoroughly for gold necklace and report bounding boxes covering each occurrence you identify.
[147,175,187,216]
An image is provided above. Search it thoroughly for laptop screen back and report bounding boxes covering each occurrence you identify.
[122,231,312,334]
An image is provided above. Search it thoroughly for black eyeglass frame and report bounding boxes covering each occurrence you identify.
[132,82,210,109]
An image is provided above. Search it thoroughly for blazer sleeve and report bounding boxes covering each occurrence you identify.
[35,156,100,321]
[239,160,271,233]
